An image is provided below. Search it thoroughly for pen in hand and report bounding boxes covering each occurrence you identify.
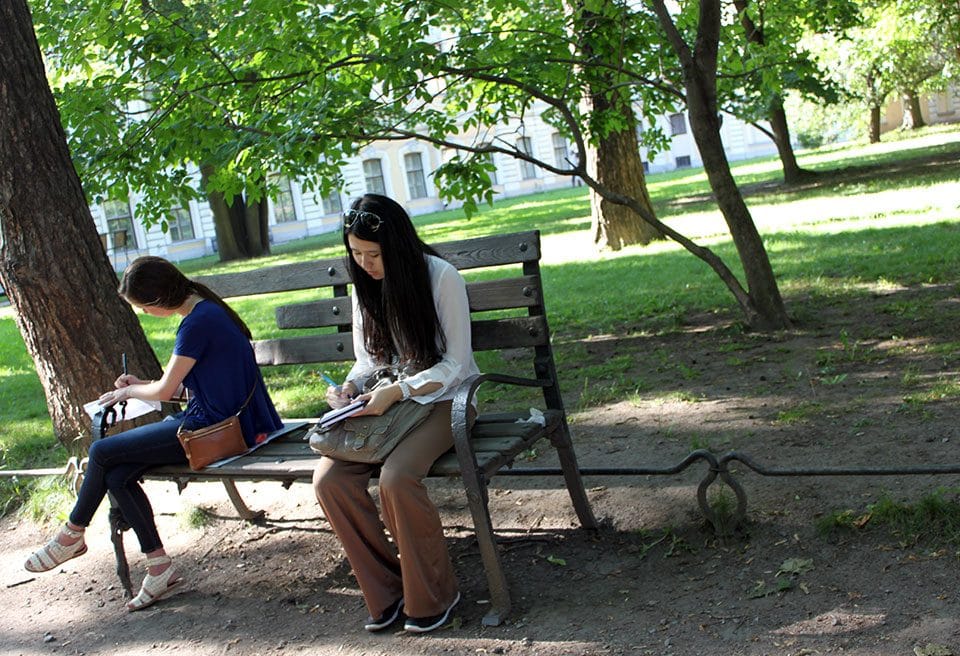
[319,372,342,393]
[119,353,128,412]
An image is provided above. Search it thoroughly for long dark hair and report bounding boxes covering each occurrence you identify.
[119,256,252,339]
[343,194,445,369]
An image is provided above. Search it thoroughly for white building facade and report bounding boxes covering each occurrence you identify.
[93,107,786,269]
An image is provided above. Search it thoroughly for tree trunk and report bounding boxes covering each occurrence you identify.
[200,164,270,262]
[585,106,663,250]
[0,0,162,449]
[201,163,247,261]
[768,98,813,185]
[573,2,663,251]
[900,90,926,129]
[869,105,882,143]
[245,197,270,256]
[688,102,790,330]
[652,0,790,331]
[730,1,812,185]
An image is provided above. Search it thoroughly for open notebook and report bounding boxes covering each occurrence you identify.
[318,399,368,429]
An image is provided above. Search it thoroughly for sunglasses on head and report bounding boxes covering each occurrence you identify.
[342,209,382,232]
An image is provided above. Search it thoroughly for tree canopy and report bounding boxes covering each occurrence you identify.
[31,0,802,328]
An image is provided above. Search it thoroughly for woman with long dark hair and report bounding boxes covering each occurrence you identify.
[24,256,282,611]
[313,193,480,633]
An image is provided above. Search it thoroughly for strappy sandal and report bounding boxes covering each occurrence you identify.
[24,525,87,573]
[126,555,185,612]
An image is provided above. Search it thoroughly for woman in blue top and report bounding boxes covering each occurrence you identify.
[24,256,282,612]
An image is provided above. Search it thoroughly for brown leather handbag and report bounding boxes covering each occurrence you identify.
[177,384,256,471]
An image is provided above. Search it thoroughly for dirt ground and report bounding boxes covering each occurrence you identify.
[2,282,960,656]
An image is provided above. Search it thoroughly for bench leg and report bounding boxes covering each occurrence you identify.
[458,467,511,627]
[221,480,265,522]
[107,501,134,599]
[549,422,599,530]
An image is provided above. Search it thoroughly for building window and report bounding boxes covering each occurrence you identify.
[103,199,138,250]
[270,175,297,223]
[642,161,650,173]
[552,132,569,169]
[675,155,692,168]
[321,189,342,215]
[363,158,386,195]
[167,206,195,242]
[478,143,498,185]
[669,112,687,136]
[404,152,429,199]
[517,137,537,180]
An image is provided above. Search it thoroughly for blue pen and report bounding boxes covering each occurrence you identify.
[319,372,342,392]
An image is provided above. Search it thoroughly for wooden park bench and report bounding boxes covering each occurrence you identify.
[107,229,597,627]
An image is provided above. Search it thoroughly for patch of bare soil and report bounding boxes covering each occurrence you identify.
[2,283,959,656]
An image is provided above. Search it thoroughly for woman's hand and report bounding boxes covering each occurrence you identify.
[114,373,146,389]
[98,386,130,408]
[99,373,149,406]
[354,384,403,416]
[325,381,359,410]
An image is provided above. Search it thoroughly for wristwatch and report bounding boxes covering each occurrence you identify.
[398,381,412,400]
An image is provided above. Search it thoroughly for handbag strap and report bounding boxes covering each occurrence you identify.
[180,380,258,431]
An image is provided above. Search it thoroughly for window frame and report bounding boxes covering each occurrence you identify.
[167,206,195,242]
[103,199,138,250]
[404,152,429,200]
[363,158,387,195]
[517,137,537,180]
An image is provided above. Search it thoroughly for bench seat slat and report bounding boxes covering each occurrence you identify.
[147,450,518,480]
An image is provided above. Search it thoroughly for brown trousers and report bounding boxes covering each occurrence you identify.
[312,400,465,620]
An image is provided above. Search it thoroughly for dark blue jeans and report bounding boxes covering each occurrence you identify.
[70,414,189,553]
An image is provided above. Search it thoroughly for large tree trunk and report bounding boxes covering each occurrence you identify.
[585,107,663,250]
[652,0,790,331]
[0,0,162,449]
[900,90,926,129]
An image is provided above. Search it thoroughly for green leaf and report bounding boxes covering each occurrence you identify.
[776,557,815,577]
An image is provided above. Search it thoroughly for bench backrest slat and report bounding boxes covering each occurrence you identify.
[275,275,544,330]
[199,232,542,299]
[253,316,550,366]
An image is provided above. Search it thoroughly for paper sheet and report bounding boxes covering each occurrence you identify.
[83,397,162,422]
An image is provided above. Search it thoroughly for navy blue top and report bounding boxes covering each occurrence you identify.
[174,299,282,446]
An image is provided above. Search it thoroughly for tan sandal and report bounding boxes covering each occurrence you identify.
[24,525,87,573]
[126,555,185,612]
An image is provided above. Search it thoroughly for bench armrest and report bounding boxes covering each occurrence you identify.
[449,372,551,479]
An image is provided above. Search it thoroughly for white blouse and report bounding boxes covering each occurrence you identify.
[346,254,481,405]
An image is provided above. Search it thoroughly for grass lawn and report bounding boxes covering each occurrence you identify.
[2,124,959,515]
